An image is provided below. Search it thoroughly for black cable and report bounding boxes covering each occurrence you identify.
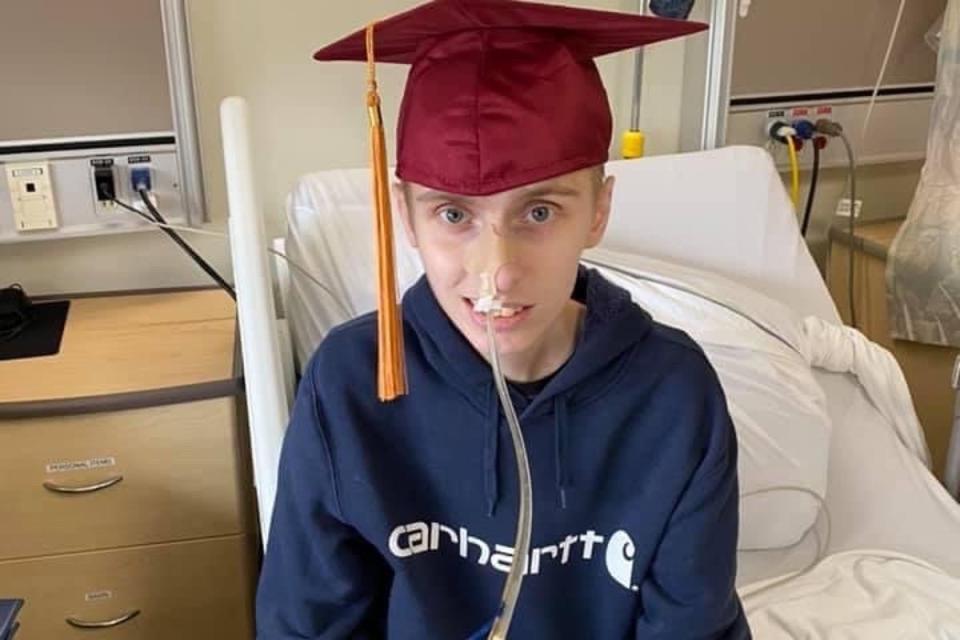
[801,140,821,237]
[138,190,236,301]
[113,196,357,321]
[112,193,236,300]
[0,283,33,343]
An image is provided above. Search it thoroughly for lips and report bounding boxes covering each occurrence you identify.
[462,297,533,331]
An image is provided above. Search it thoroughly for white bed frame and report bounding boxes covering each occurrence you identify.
[221,98,293,543]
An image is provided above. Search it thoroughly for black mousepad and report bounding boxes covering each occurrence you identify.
[0,300,70,361]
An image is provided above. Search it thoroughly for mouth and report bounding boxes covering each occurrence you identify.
[462,297,533,330]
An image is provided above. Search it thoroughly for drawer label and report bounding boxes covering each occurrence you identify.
[46,457,116,474]
[85,590,113,602]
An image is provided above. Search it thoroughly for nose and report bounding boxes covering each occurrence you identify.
[494,261,521,295]
[464,222,519,298]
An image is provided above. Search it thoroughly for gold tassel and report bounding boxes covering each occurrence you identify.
[366,23,408,401]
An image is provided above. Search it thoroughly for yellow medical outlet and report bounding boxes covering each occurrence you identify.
[621,130,646,160]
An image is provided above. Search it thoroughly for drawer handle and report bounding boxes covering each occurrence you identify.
[43,475,124,494]
[66,609,141,629]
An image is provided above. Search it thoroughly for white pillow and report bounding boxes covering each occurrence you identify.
[285,168,423,370]
[585,248,831,550]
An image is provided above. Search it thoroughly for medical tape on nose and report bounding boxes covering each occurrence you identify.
[464,222,516,313]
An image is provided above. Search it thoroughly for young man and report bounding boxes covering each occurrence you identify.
[256,1,750,638]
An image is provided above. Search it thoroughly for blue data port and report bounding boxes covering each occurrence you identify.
[130,167,152,193]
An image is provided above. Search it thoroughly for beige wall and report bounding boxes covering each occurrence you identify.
[0,0,692,295]
[732,0,943,96]
[0,0,172,141]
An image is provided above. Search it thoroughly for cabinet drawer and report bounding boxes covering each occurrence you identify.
[0,535,255,640]
[0,398,249,560]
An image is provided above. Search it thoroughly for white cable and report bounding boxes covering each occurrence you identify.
[738,486,832,557]
[739,549,951,602]
[774,125,797,139]
[861,0,907,144]
[739,0,752,18]
[579,257,797,353]
[114,202,352,318]
[737,486,833,596]
[144,220,228,238]
[262,247,352,320]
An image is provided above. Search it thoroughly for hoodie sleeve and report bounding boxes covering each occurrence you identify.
[632,368,751,640]
[256,359,390,639]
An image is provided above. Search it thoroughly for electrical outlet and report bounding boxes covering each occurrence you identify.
[764,105,838,143]
[835,198,863,218]
[765,109,788,140]
[130,166,152,193]
[89,159,121,216]
[5,162,58,231]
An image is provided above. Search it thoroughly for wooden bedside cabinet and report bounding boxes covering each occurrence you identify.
[0,289,258,639]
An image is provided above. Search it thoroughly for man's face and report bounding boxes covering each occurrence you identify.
[395,167,614,359]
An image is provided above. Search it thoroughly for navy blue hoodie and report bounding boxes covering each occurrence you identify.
[256,268,750,639]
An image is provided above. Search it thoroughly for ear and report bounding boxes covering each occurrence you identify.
[393,181,419,249]
[585,175,615,249]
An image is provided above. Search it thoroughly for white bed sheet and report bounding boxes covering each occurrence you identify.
[741,550,960,638]
[737,368,960,586]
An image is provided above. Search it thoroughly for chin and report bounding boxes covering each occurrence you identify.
[461,317,544,359]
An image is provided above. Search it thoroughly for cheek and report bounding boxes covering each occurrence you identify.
[413,229,467,288]
[522,239,582,302]
[528,231,584,272]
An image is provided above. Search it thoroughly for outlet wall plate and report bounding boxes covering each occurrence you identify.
[5,162,58,231]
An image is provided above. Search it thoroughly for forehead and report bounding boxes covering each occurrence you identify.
[404,168,596,208]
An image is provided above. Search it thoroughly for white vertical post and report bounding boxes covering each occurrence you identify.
[700,0,737,150]
[160,0,207,223]
[220,96,290,547]
[630,0,650,132]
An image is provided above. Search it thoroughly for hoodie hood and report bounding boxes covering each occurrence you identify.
[403,266,653,412]
[403,266,654,514]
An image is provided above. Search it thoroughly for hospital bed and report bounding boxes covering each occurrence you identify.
[225,106,960,633]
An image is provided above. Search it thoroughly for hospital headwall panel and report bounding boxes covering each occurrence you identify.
[0,0,205,244]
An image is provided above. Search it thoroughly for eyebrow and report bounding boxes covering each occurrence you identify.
[414,190,470,204]
[518,183,582,200]
[414,182,583,204]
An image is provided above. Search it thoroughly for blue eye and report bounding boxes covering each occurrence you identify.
[441,207,467,225]
[527,205,553,224]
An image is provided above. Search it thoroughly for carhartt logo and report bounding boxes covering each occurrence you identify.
[387,521,637,591]
[605,530,638,592]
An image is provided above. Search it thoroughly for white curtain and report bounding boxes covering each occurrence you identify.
[887,0,960,347]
